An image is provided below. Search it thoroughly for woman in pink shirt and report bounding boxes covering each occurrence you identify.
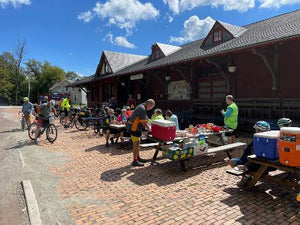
[118,109,128,124]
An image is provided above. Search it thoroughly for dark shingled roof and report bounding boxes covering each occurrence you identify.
[218,21,247,37]
[74,10,300,85]
[111,9,300,77]
[103,51,147,73]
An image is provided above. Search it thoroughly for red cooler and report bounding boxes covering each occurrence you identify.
[279,127,300,167]
[151,120,176,141]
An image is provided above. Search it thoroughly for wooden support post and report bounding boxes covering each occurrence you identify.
[252,47,279,91]
[206,59,230,92]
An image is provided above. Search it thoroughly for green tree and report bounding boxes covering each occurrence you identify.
[66,71,81,81]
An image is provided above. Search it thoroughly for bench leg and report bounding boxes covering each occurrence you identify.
[246,165,268,190]
[151,143,161,165]
[180,160,187,172]
[225,150,232,159]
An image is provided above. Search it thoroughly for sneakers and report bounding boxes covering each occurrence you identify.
[131,161,144,167]
[105,143,110,148]
[237,176,252,188]
[137,157,148,163]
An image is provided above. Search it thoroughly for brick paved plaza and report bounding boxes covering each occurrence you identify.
[36,119,299,224]
[1,107,299,225]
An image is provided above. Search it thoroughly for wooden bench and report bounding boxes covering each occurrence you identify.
[226,155,300,190]
[151,140,246,171]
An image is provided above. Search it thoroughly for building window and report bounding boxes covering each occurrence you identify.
[213,30,222,42]
[65,87,68,92]
[58,86,61,91]
[74,95,77,101]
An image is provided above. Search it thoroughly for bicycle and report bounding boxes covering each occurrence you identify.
[60,107,79,128]
[28,117,58,143]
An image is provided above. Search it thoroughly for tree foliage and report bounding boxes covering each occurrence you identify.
[0,47,82,104]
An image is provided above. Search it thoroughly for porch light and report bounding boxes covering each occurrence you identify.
[121,82,125,86]
[228,65,237,73]
[165,75,171,81]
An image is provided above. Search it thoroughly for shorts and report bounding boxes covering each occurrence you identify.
[24,114,32,121]
[130,130,142,142]
[37,118,49,128]
[62,109,69,117]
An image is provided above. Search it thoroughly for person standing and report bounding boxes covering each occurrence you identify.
[221,95,239,144]
[22,97,34,126]
[127,99,155,166]
[61,96,71,128]
[127,94,136,109]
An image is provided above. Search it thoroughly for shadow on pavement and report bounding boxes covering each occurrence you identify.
[0,128,23,134]
[221,185,300,224]
[100,155,228,186]
[5,140,36,150]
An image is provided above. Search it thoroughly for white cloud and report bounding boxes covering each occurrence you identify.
[106,33,136,48]
[259,0,300,8]
[0,0,31,8]
[163,0,255,14]
[163,0,180,14]
[114,36,136,48]
[77,11,94,23]
[170,16,215,43]
[78,0,159,34]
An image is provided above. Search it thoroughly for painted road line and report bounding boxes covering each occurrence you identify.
[22,180,41,225]
[18,150,25,169]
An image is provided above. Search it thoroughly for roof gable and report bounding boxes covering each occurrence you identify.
[50,79,73,90]
[201,21,247,49]
[149,43,181,60]
[95,51,146,76]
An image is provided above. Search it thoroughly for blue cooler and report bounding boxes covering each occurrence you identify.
[254,131,280,160]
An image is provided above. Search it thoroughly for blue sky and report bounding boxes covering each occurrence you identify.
[1,0,300,77]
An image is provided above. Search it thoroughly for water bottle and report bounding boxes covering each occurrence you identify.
[198,133,205,146]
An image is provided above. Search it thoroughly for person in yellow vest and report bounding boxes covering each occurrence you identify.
[61,96,71,128]
[221,95,239,144]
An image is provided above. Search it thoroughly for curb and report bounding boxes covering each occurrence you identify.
[22,180,41,225]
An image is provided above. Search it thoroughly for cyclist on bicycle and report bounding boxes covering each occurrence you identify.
[61,96,71,128]
[34,100,56,143]
[22,97,34,126]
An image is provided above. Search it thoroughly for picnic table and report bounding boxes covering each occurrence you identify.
[227,155,300,190]
[147,133,246,171]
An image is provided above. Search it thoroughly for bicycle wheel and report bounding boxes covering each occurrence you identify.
[75,118,88,131]
[46,124,58,143]
[28,122,37,140]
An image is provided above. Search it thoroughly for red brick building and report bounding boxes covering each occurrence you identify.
[73,10,300,120]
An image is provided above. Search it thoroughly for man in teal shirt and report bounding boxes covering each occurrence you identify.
[221,95,238,144]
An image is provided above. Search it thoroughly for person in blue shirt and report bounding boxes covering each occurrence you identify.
[165,110,179,130]
[22,97,34,126]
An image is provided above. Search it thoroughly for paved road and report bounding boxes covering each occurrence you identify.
[0,107,74,225]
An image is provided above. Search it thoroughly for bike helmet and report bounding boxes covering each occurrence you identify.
[23,97,29,102]
[277,118,292,128]
[253,121,270,132]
